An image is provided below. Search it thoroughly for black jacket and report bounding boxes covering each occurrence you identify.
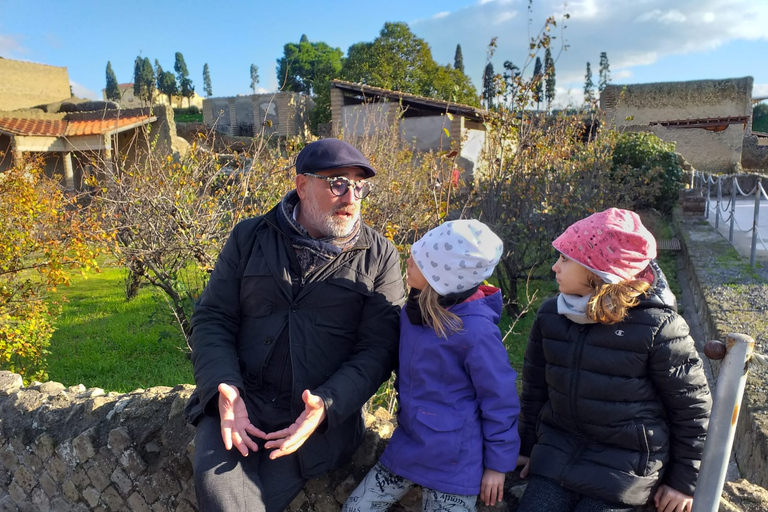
[518,263,711,506]
[184,205,405,478]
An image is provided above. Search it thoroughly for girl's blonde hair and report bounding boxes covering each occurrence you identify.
[418,284,464,339]
[584,273,652,324]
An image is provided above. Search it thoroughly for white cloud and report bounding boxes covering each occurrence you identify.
[432,11,451,19]
[70,81,100,100]
[753,83,768,98]
[412,0,768,96]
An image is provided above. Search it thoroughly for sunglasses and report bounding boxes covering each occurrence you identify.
[303,172,372,199]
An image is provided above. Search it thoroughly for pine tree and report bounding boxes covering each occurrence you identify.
[133,56,143,103]
[544,48,556,110]
[482,62,495,110]
[105,61,121,103]
[533,56,543,110]
[502,60,520,105]
[142,57,155,105]
[454,44,464,73]
[203,63,212,97]
[584,62,595,105]
[300,34,309,43]
[250,64,260,95]
[598,52,611,92]
[174,52,195,107]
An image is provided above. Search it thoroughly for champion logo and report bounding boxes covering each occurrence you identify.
[615,330,625,337]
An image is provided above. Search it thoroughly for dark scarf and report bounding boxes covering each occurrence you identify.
[404,286,480,326]
[276,190,361,277]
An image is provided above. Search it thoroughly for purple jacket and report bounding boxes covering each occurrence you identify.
[380,287,521,495]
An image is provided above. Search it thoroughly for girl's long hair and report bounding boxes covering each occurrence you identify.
[585,274,652,324]
[418,284,463,339]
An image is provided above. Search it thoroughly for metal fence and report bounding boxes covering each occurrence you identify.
[694,172,768,267]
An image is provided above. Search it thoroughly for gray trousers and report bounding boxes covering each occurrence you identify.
[193,415,307,512]
[342,462,478,512]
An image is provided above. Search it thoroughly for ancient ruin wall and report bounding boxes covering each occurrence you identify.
[601,77,753,172]
[0,59,71,111]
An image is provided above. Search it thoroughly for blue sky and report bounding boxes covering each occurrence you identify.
[2,0,767,108]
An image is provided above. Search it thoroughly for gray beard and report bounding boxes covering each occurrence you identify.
[299,194,358,238]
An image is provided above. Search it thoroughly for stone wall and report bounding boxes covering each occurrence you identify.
[600,78,753,173]
[0,59,70,111]
[2,214,768,510]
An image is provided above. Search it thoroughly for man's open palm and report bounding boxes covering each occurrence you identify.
[218,383,267,456]
[264,389,327,459]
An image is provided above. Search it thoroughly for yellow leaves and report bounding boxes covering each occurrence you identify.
[443,128,450,138]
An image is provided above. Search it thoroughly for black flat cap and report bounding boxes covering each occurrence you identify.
[295,139,376,178]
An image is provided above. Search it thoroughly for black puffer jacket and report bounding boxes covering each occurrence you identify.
[518,262,711,506]
[184,205,405,478]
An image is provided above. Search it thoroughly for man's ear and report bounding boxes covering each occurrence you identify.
[296,174,308,200]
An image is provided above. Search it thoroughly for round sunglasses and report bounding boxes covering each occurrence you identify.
[303,172,372,199]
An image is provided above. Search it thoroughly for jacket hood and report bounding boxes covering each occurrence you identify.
[637,260,677,312]
[449,285,502,325]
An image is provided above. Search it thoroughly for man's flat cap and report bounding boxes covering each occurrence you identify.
[295,139,376,178]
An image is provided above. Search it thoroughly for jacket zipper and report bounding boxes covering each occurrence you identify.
[569,325,589,433]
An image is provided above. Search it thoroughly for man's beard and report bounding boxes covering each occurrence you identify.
[301,194,359,238]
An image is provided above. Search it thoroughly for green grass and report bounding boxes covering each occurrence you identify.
[46,264,193,393]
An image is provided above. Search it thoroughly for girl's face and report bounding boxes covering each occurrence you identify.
[406,254,428,290]
[552,253,595,296]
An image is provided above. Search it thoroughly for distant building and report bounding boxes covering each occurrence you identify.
[0,58,170,189]
[202,92,314,138]
[330,80,488,177]
[600,77,753,173]
[102,83,204,110]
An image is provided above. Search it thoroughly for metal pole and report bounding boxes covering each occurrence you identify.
[729,177,736,243]
[716,177,722,229]
[692,333,755,512]
[706,174,712,220]
[751,178,762,268]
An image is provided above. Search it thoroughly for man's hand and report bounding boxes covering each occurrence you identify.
[263,390,327,460]
[480,468,505,506]
[517,455,531,478]
[654,484,693,512]
[218,383,267,457]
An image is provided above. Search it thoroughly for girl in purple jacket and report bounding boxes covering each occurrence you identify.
[342,219,521,512]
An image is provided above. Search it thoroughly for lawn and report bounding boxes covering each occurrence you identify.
[46,263,193,393]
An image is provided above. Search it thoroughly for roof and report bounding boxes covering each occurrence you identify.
[330,80,486,122]
[0,109,156,137]
[649,116,750,130]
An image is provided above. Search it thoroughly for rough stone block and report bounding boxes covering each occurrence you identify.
[111,467,133,496]
[287,490,307,512]
[120,448,147,479]
[108,428,132,456]
[33,433,55,461]
[85,460,111,492]
[126,491,151,512]
[174,499,197,512]
[38,471,57,497]
[19,450,43,474]
[94,446,117,475]
[48,454,69,482]
[0,372,23,396]
[7,480,26,503]
[101,485,124,511]
[56,441,77,468]
[153,468,181,500]
[82,486,101,508]
[62,479,79,502]
[72,429,97,463]
[0,445,18,471]
[38,381,66,395]
[13,464,35,493]
[136,474,159,504]
[49,496,75,512]
[30,487,50,510]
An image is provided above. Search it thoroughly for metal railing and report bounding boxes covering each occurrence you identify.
[692,333,768,511]
[694,172,767,268]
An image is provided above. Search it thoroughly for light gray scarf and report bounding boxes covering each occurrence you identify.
[557,293,598,324]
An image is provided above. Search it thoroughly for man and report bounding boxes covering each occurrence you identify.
[185,138,405,511]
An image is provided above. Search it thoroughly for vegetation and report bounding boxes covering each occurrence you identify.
[203,63,213,97]
[584,61,595,104]
[250,63,259,95]
[599,51,611,92]
[175,52,195,107]
[0,163,108,382]
[753,102,768,133]
[105,61,120,102]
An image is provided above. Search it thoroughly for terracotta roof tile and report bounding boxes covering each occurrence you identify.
[0,114,152,137]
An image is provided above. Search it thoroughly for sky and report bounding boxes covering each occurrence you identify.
[1,0,767,109]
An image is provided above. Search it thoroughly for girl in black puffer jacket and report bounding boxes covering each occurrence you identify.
[517,208,712,512]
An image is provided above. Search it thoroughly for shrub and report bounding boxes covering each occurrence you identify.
[610,132,683,214]
[0,163,106,381]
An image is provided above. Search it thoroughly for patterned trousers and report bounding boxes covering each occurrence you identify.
[342,462,478,512]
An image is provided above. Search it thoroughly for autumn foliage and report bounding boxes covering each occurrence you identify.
[0,163,108,381]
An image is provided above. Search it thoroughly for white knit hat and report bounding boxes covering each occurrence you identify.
[411,220,503,295]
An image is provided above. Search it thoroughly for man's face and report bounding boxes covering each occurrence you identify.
[296,166,367,238]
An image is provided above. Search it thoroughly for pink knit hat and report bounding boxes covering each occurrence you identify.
[552,208,657,283]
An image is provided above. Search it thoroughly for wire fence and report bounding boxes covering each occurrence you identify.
[694,172,768,268]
